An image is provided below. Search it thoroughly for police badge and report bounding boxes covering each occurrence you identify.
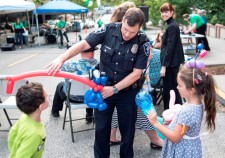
[131,44,138,54]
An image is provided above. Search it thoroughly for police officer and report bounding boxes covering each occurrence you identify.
[47,8,150,158]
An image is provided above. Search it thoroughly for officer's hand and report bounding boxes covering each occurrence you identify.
[46,58,64,76]
[160,66,166,77]
[101,86,114,99]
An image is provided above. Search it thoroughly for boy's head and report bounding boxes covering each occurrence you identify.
[81,47,98,59]
[16,82,48,114]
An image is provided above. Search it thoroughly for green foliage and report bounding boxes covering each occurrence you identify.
[210,15,217,25]
[33,0,45,5]
[193,0,225,25]
[145,0,166,26]
[167,0,191,25]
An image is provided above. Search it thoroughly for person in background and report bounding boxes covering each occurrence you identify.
[109,1,164,149]
[159,3,184,110]
[12,17,26,49]
[183,13,211,51]
[56,16,69,48]
[97,17,103,28]
[46,8,149,158]
[152,30,165,49]
[51,47,99,123]
[8,82,48,158]
[197,9,207,33]
[21,16,29,46]
[148,65,217,158]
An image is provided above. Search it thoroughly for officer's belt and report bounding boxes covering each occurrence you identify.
[106,80,138,91]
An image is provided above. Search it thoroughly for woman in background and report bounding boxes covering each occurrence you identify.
[12,17,26,49]
[159,2,184,110]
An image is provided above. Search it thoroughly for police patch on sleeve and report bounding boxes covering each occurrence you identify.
[143,42,150,56]
[94,24,106,34]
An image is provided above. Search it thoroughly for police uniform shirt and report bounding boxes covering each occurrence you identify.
[85,23,150,84]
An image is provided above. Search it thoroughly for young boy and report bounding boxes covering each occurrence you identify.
[8,82,49,158]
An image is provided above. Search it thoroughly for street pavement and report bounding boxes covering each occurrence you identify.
[0,27,225,158]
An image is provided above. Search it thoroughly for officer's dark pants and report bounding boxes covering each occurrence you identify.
[162,66,182,110]
[196,24,210,51]
[94,88,138,158]
[52,82,93,115]
[59,30,69,46]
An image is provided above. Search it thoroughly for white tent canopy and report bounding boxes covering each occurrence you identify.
[0,0,35,14]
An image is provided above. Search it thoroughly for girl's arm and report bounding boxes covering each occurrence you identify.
[148,111,188,143]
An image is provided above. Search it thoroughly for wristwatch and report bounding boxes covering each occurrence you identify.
[113,85,119,94]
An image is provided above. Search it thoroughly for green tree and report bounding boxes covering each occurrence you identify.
[145,0,166,26]
[195,0,225,25]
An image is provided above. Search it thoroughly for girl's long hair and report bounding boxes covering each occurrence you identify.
[179,66,217,132]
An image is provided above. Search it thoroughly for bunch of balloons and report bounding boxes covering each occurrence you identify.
[84,69,108,111]
[186,43,208,69]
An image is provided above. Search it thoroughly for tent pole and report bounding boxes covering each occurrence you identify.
[26,10,31,32]
[35,13,41,46]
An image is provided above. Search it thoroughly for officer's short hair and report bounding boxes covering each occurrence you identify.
[123,8,144,27]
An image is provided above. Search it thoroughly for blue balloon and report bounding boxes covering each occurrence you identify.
[136,90,165,139]
[98,103,107,111]
[84,70,108,111]
[93,78,101,84]
[156,116,165,140]
[87,102,99,109]
[100,76,108,86]
[197,43,204,50]
[187,57,193,61]
[135,89,156,116]
[96,92,103,104]
[149,40,154,46]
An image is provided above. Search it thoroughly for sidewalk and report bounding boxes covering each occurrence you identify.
[203,36,225,106]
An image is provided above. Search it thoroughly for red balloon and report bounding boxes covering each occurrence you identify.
[6,70,97,94]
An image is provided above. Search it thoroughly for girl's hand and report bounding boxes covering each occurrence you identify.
[147,110,158,126]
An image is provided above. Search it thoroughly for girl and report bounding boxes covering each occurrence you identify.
[148,65,217,158]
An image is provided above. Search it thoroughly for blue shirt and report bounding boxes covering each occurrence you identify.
[61,58,98,93]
